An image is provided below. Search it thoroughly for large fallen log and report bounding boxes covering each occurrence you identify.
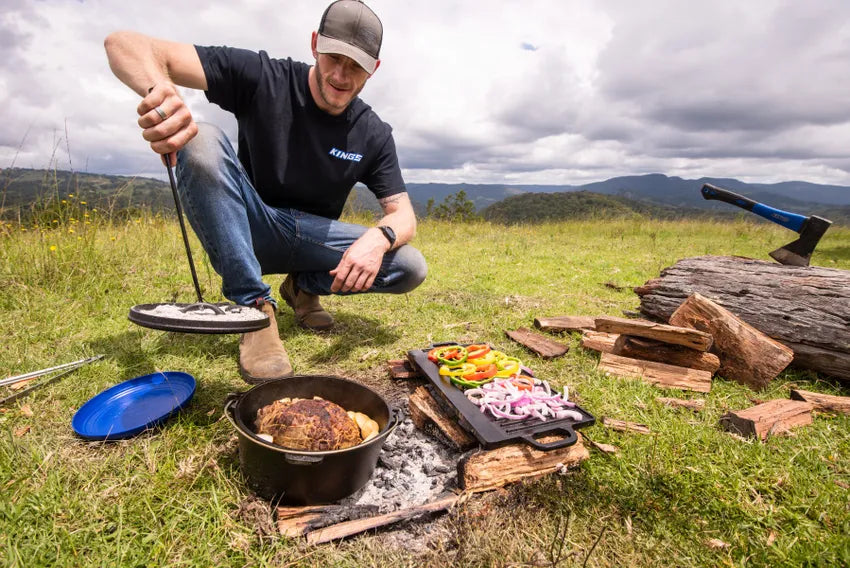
[635,256,850,380]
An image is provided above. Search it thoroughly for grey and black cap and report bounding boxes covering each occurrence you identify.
[317,0,383,74]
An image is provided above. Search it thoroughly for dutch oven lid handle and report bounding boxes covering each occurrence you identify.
[223,391,244,426]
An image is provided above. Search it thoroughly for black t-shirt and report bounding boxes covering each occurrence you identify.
[195,45,406,219]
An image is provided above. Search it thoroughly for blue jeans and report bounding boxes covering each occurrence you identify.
[174,123,427,306]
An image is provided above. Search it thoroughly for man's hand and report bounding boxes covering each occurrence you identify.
[329,228,391,293]
[137,82,198,165]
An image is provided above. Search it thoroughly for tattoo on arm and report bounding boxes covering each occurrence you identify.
[378,195,404,207]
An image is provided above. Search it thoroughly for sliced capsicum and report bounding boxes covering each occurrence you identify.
[430,345,468,366]
[439,362,476,377]
[463,363,498,382]
[495,357,522,377]
[465,344,491,360]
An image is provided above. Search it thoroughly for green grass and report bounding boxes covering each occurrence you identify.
[1,212,849,567]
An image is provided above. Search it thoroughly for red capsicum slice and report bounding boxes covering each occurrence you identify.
[466,344,491,360]
[463,363,497,382]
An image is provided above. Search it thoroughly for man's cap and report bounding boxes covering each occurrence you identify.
[317,0,382,74]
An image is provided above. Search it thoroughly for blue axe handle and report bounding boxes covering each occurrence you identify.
[701,183,807,233]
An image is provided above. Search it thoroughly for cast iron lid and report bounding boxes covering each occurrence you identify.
[407,344,595,451]
[129,302,270,334]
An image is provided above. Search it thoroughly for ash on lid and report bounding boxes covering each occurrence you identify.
[136,303,267,322]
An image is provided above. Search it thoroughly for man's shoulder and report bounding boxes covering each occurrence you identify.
[349,98,393,138]
[197,45,309,76]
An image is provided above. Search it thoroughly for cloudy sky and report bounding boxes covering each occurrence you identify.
[2,0,850,186]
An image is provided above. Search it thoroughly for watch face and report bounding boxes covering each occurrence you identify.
[379,225,396,246]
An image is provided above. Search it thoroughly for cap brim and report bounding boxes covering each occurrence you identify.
[316,34,378,74]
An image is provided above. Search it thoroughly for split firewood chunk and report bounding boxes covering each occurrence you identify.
[459,434,589,492]
[594,316,713,351]
[580,331,618,353]
[505,328,569,359]
[408,386,477,450]
[613,336,721,373]
[598,352,712,393]
[790,389,850,415]
[669,293,794,391]
[719,399,813,440]
[534,316,597,333]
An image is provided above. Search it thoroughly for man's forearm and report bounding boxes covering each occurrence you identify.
[104,31,206,95]
[105,31,171,96]
[376,193,416,249]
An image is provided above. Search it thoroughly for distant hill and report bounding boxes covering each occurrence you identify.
[4,168,849,225]
[0,168,172,216]
[402,174,850,225]
[481,191,731,223]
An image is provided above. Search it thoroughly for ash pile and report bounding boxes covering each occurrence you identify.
[340,412,461,512]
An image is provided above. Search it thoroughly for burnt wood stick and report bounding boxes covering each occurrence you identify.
[595,316,713,351]
[601,417,651,435]
[304,495,460,545]
[656,397,706,411]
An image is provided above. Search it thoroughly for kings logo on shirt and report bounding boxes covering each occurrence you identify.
[329,147,363,162]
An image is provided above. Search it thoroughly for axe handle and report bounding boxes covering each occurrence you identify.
[701,183,807,232]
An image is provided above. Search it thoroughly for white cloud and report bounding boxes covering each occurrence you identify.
[1,0,849,186]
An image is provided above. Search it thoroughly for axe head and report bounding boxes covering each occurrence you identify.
[768,215,832,266]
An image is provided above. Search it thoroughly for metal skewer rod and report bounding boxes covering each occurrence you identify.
[1,355,104,388]
[164,154,204,303]
[0,366,82,406]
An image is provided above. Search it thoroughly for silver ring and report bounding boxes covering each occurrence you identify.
[154,106,167,120]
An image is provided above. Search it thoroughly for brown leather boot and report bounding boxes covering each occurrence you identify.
[279,274,334,331]
[238,301,293,384]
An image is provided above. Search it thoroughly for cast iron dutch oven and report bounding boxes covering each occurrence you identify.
[224,375,399,505]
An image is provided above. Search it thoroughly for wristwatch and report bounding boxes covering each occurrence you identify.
[376,225,396,248]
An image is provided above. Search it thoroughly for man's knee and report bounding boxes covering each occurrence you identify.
[177,122,230,175]
[393,245,428,293]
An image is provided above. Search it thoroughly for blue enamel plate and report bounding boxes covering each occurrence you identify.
[72,371,196,440]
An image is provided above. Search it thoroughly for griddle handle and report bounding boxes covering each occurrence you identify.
[521,427,577,451]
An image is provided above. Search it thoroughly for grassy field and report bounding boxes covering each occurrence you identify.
[1,205,849,567]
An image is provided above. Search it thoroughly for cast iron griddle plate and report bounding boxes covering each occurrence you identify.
[129,302,270,334]
[408,346,595,451]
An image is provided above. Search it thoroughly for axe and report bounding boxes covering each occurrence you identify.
[701,183,832,266]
